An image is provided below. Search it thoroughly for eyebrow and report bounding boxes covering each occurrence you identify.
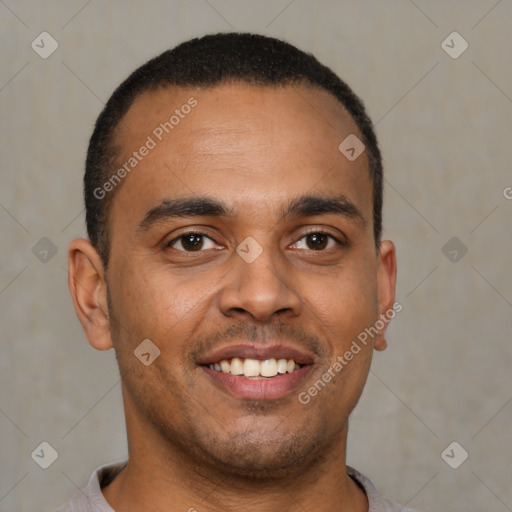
[138,197,234,231]
[137,194,366,231]
[281,194,366,227]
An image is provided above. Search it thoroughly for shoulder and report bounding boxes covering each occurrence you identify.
[347,466,421,512]
[53,460,126,512]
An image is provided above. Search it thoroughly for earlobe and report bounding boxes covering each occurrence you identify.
[374,240,397,352]
[68,238,113,351]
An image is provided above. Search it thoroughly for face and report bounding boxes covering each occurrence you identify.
[75,83,396,478]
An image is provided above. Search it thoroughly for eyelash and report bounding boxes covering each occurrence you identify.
[165,229,347,252]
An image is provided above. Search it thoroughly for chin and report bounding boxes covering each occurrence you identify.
[191,428,325,480]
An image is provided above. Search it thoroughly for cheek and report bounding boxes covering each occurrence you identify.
[312,282,377,417]
[108,271,200,397]
[109,265,213,361]
[310,264,379,345]
[115,263,190,318]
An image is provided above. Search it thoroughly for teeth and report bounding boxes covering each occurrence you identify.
[260,359,278,377]
[208,357,301,378]
[230,357,243,375]
[243,358,260,377]
[277,358,288,374]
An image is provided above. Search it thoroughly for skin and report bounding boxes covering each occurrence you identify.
[68,83,396,512]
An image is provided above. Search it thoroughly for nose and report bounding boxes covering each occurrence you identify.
[217,241,303,323]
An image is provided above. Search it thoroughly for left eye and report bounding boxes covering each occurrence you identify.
[291,232,340,251]
[166,233,218,252]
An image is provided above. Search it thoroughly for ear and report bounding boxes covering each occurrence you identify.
[68,238,113,351]
[374,240,397,351]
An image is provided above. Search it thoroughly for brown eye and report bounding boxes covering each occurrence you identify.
[291,232,342,251]
[180,234,204,251]
[305,233,329,250]
[166,233,217,252]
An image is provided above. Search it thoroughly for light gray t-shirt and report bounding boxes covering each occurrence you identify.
[54,461,419,511]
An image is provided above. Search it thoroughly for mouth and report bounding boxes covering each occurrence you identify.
[197,344,315,400]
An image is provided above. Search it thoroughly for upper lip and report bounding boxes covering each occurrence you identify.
[196,343,316,366]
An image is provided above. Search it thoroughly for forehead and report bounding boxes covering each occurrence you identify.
[117,82,361,153]
[109,83,372,231]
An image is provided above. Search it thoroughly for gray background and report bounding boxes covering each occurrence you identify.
[1,1,511,510]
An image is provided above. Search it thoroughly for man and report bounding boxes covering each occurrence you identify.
[59,32,413,511]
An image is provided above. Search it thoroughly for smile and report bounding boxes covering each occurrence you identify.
[207,357,302,379]
[197,343,315,400]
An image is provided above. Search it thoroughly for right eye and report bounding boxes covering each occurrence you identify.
[165,232,219,252]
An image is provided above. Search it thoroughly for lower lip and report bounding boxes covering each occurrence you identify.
[201,366,312,400]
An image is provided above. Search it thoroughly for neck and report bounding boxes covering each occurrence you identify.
[103,395,368,512]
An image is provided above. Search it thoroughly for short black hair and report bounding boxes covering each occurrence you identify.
[85,32,383,267]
